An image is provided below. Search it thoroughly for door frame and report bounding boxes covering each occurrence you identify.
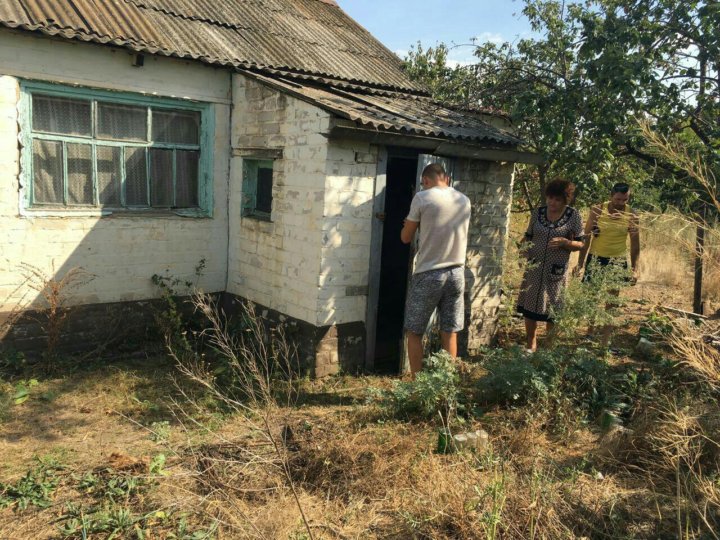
[365,150,456,373]
[364,147,388,372]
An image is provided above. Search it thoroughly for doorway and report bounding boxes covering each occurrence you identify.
[372,155,418,373]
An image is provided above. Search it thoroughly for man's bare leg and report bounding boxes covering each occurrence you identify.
[406,331,424,374]
[440,331,457,357]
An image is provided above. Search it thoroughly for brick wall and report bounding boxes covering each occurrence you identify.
[454,158,515,354]
[318,140,377,327]
[228,75,332,326]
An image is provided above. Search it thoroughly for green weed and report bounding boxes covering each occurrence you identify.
[366,350,460,421]
[476,347,657,430]
[0,457,64,511]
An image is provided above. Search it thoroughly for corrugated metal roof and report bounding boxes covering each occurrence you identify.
[241,71,522,146]
[0,0,423,92]
[0,0,521,146]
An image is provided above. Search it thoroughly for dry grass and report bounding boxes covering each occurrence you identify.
[3,216,720,539]
[4,349,716,539]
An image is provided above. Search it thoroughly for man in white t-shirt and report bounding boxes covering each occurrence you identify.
[400,163,471,375]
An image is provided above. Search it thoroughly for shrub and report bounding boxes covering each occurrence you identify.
[366,350,459,421]
[476,347,654,427]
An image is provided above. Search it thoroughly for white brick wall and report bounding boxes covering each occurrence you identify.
[0,33,231,311]
[228,75,331,325]
[318,140,377,325]
[454,159,515,351]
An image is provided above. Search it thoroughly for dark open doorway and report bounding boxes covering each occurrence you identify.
[373,155,418,373]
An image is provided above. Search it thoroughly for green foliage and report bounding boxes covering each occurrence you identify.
[11,378,39,405]
[58,504,218,539]
[0,349,27,377]
[149,420,171,443]
[402,0,719,215]
[0,457,63,511]
[639,310,674,340]
[57,465,217,540]
[551,260,631,342]
[402,43,483,106]
[476,347,655,427]
[366,350,459,420]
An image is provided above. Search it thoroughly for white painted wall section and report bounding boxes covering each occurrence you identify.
[0,32,232,310]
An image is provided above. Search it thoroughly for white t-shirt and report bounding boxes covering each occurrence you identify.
[406,186,471,275]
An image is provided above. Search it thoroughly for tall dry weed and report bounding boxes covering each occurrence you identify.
[164,293,315,539]
[666,319,720,391]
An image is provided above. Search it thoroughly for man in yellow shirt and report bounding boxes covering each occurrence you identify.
[576,182,640,347]
[577,182,640,281]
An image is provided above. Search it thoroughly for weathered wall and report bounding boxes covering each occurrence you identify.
[228,75,332,326]
[318,140,377,326]
[454,159,515,354]
[0,32,232,316]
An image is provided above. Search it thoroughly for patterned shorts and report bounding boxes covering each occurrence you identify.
[404,266,465,335]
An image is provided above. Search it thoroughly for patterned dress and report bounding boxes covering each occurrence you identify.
[517,206,585,322]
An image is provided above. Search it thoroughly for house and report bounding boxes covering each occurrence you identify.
[0,0,537,375]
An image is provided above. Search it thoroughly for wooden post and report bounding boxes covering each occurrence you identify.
[693,219,706,315]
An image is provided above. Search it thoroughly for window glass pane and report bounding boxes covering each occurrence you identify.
[256,166,273,215]
[67,143,94,205]
[150,148,173,207]
[125,147,148,206]
[32,139,64,204]
[152,109,200,145]
[176,150,199,208]
[97,146,122,206]
[32,95,91,136]
[97,103,147,141]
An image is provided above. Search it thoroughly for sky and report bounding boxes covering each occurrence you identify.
[336,0,534,66]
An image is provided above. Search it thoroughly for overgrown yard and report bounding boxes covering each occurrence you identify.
[1,275,719,539]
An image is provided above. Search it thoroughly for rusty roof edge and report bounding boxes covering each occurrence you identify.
[237,68,358,122]
[237,69,523,147]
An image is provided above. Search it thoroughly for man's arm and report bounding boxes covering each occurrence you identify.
[401,219,419,244]
[629,211,640,274]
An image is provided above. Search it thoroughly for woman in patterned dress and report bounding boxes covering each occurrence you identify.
[517,179,585,351]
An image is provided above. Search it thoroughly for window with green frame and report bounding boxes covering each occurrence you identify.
[242,159,274,220]
[22,82,212,212]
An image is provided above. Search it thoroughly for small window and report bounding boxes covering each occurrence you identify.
[242,159,273,220]
[24,86,209,212]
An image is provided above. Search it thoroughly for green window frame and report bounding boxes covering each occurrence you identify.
[242,159,274,221]
[19,80,214,216]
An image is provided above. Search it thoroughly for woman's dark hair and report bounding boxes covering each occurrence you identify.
[544,179,571,202]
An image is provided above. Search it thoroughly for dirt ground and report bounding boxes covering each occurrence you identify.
[2,275,717,539]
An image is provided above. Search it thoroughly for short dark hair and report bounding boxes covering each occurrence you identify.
[544,179,571,202]
[422,163,446,181]
[611,182,630,193]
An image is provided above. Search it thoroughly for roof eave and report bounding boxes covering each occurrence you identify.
[328,121,542,164]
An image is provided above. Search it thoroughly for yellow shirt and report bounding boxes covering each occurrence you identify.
[589,202,633,258]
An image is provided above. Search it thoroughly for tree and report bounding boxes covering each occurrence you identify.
[403,0,720,215]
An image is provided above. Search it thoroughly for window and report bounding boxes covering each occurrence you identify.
[22,82,212,213]
[242,159,274,220]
